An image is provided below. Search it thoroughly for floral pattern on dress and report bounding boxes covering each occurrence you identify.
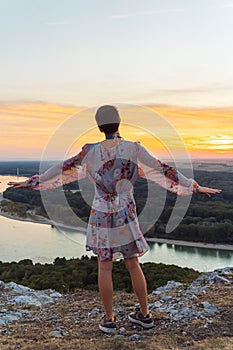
[27,140,199,261]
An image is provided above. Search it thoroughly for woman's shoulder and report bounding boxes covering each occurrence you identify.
[82,142,101,150]
[121,139,140,145]
[121,139,141,150]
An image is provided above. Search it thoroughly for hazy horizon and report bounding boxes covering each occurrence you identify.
[1,1,233,160]
[1,157,232,162]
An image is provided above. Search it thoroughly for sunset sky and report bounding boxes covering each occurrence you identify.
[1,0,233,160]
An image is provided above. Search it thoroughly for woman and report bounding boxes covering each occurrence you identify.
[8,105,222,334]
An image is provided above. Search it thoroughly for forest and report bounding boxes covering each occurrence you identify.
[1,166,233,245]
[0,256,199,293]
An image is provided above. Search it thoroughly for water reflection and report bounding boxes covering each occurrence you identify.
[166,243,173,249]
[218,250,233,259]
[1,175,233,271]
[140,241,233,272]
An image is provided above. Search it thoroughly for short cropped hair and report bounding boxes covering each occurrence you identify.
[95,105,121,134]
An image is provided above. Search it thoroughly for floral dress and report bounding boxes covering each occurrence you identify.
[26,140,199,261]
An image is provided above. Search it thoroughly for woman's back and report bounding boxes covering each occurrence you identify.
[85,139,140,196]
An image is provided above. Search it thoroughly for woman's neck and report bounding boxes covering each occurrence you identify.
[101,132,123,148]
[105,132,121,140]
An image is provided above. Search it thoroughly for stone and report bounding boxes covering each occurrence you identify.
[169,309,179,315]
[152,281,183,295]
[0,310,29,326]
[91,307,100,315]
[11,293,54,307]
[214,276,230,283]
[162,296,172,302]
[129,334,142,341]
[114,334,124,338]
[201,301,218,314]
[49,292,63,298]
[119,327,126,334]
[216,267,233,275]
[149,301,163,308]
[50,330,62,337]
[4,282,31,294]
[46,313,60,320]
[1,329,13,336]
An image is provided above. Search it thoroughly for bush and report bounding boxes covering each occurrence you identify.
[0,256,200,293]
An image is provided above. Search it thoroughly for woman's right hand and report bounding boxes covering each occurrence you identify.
[197,186,222,198]
[7,181,32,189]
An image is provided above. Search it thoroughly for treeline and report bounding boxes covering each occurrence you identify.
[2,170,233,244]
[149,201,233,244]
[0,161,48,177]
[0,256,199,293]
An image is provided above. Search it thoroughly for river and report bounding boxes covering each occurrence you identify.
[0,175,232,272]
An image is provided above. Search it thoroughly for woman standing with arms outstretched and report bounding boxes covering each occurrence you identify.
[8,105,222,334]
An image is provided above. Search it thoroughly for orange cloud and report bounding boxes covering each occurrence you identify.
[1,102,233,160]
[149,105,233,158]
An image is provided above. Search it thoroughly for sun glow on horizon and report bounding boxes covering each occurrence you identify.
[1,102,233,160]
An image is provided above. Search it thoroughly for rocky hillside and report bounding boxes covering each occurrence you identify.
[0,267,233,350]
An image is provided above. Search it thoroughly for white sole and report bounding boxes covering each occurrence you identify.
[128,315,154,329]
[99,324,116,334]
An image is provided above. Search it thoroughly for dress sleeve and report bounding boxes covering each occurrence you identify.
[26,143,90,191]
[136,142,199,196]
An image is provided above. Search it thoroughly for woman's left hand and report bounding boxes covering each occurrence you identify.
[197,186,222,198]
[7,181,31,189]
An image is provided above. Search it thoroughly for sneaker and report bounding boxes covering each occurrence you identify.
[99,315,117,334]
[128,307,154,329]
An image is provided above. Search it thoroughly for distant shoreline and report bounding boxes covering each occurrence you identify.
[1,207,233,252]
[146,238,233,252]
[0,208,53,226]
[0,207,86,232]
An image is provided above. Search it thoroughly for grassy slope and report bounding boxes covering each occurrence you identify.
[1,280,233,350]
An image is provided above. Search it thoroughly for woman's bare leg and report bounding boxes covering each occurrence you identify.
[124,257,148,316]
[98,258,114,319]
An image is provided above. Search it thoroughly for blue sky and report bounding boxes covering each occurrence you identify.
[1,0,233,107]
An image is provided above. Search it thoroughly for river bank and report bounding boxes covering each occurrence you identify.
[0,206,53,225]
[1,203,233,252]
[146,237,233,252]
[0,208,87,232]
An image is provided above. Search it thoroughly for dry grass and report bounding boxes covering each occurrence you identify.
[1,285,233,350]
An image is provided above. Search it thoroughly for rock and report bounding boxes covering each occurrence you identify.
[162,296,172,302]
[50,330,62,337]
[49,292,63,298]
[11,293,54,306]
[216,267,233,275]
[152,281,183,295]
[201,301,218,314]
[149,301,163,309]
[1,329,13,336]
[0,310,29,326]
[114,334,124,338]
[46,313,60,321]
[129,334,142,340]
[119,327,126,334]
[56,326,67,332]
[214,276,230,283]
[168,309,179,315]
[4,282,31,294]
[91,307,100,315]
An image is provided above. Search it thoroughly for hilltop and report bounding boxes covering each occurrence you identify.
[0,267,233,350]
